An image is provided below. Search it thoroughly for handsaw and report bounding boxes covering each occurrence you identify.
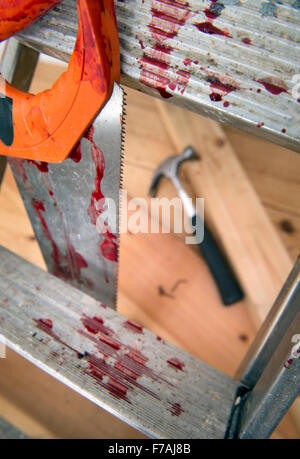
[0,0,125,308]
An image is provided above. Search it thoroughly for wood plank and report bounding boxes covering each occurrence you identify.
[264,207,300,263]
[223,126,300,218]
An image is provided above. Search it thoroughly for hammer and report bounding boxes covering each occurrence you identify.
[149,146,244,306]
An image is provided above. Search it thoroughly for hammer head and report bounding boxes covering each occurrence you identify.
[149,146,198,196]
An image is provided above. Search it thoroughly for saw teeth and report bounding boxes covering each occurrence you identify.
[114,86,127,307]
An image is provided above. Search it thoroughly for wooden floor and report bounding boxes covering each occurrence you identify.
[0,62,299,439]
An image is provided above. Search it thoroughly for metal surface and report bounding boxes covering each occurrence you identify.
[15,0,300,153]
[0,245,241,439]
[236,256,300,388]
[1,40,124,309]
[149,146,197,219]
[235,258,300,439]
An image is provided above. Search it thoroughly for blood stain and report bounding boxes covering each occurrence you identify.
[255,77,288,95]
[167,357,185,371]
[69,142,82,163]
[85,125,118,262]
[31,199,88,282]
[27,160,49,173]
[194,21,231,37]
[124,320,144,334]
[138,0,193,98]
[242,37,252,45]
[81,315,113,336]
[170,402,184,416]
[183,58,192,66]
[210,92,222,102]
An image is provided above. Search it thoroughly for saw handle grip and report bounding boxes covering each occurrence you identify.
[191,215,244,306]
[0,0,120,163]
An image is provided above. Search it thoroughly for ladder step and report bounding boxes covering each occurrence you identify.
[0,246,240,439]
[17,0,300,153]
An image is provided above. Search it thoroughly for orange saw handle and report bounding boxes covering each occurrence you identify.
[0,0,120,163]
[0,1,62,42]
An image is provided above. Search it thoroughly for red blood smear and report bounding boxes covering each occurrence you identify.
[28,160,49,173]
[139,0,192,98]
[167,357,185,371]
[140,54,170,70]
[170,402,184,416]
[85,126,118,262]
[176,70,191,94]
[194,22,231,37]
[157,87,173,98]
[242,37,252,45]
[282,128,286,133]
[124,320,144,334]
[153,43,173,54]
[150,7,188,26]
[257,122,264,128]
[208,76,238,94]
[223,101,230,107]
[85,126,105,225]
[69,142,82,163]
[31,199,88,281]
[139,39,145,49]
[36,318,53,330]
[65,240,88,279]
[125,350,148,366]
[255,78,288,95]
[100,231,118,262]
[183,58,192,66]
[86,355,130,401]
[157,336,162,341]
[210,92,222,102]
[148,2,193,42]
[81,315,113,336]
[99,334,121,351]
[35,318,78,353]
[108,378,129,397]
[114,361,139,380]
[84,126,118,262]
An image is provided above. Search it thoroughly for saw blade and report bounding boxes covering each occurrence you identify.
[8,83,125,309]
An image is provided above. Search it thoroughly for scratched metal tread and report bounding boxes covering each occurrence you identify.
[17,0,300,152]
[0,246,240,439]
